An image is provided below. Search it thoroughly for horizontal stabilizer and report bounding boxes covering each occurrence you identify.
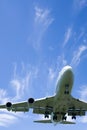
[60,121,76,124]
[34,119,52,123]
[34,120,75,124]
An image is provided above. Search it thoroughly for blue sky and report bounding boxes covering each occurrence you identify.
[0,0,87,129]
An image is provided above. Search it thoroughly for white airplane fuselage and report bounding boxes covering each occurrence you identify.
[56,66,74,98]
[52,66,74,122]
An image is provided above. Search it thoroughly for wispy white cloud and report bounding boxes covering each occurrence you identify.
[0,112,18,127]
[48,68,56,81]
[0,89,9,104]
[0,90,19,127]
[28,6,54,50]
[48,55,67,83]
[78,85,87,123]
[57,55,67,69]
[45,55,67,96]
[74,0,87,12]
[0,63,38,127]
[71,45,87,66]
[73,28,86,45]
[35,6,54,27]
[10,73,31,101]
[0,109,29,127]
[78,85,87,102]
[10,63,31,100]
[10,63,39,100]
[77,31,85,41]
[79,116,87,123]
[0,88,18,127]
[63,27,72,46]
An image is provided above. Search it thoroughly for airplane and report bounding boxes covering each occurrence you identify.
[0,65,87,124]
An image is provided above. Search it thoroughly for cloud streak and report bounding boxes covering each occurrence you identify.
[78,85,87,123]
[10,73,31,101]
[79,85,87,102]
[63,27,72,46]
[28,6,54,50]
[74,0,87,12]
[0,90,19,127]
[0,63,37,127]
[0,112,18,127]
[35,6,54,28]
[71,45,87,66]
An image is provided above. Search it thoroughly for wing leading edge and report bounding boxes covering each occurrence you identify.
[0,96,54,113]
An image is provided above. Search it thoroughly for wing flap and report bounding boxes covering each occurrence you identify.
[33,96,54,108]
[0,104,6,109]
[71,97,87,110]
[11,101,29,112]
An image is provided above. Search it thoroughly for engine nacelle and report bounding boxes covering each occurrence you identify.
[6,102,12,111]
[28,98,34,104]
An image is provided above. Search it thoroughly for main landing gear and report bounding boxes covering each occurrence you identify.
[53,114,57,120]
[44,111,49,118]
[62,115,67,121]
[62,115,76,121]
[53,114,67,121]
[72,115,76,120]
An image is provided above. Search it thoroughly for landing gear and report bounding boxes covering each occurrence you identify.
[62,115,67,121]
[44,111,49,118]
[72,115,76,120]
[53,114,57,120]
[45,114,49,118]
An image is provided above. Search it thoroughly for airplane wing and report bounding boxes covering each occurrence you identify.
[67,96,87,116]
[0,101,29,112]
[33,96,54,114]
[70,97,87,110]
[0,96,54,113]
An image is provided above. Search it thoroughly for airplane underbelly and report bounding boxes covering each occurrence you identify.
[56,68,74,98]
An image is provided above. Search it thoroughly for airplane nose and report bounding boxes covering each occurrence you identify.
[62,66,73,78]
[63,66,72,73]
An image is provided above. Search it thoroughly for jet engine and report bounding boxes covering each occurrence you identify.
[28,98,34,104]
[6,102,12,111]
